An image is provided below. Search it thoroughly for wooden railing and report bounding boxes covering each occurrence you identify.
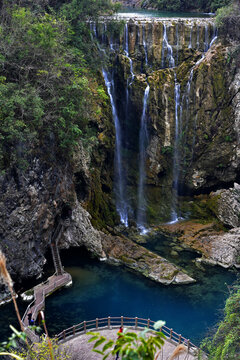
[55,316,201,356]
[22,273,72,325]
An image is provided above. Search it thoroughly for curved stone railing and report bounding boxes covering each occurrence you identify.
[55,316,202,357]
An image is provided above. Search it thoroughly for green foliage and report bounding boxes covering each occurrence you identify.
[215,3,234,27]
[161,145,173,155]
[0,325,71,359]
[88,321,166,359]
[0,325,28,353]
[0,1,112,170]
[15,337,71,360]
[201,286,240,359]
[60,0,118,22]
[148,0,231,12]
[106,20,125,39]
[224,135,232,142]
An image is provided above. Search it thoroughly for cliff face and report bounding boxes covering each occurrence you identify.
[96,18,240,222]
[0,81,116,301]
[1,14,240,300]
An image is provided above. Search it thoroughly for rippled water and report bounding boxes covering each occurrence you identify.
[0,244,236,346]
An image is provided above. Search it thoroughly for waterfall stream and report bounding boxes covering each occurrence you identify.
[161,24,175,68]
[188,26,193,49]
[102,69,129,226]
[137,84,150,233]
[124,24,135,84]
[171,77,181,222]
[143,24,148,66]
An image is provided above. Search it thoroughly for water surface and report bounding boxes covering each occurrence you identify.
[117,8,213,19]
[0,246,236,346]
[43,247,235,345]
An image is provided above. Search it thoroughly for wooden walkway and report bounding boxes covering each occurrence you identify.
[55,317,204,359]
[22,273,72,326]
[21,220,72,342]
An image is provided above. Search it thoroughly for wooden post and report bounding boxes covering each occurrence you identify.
[63,330,66,340]
[73,326,76,336]
[84,321,86,333]
[121,316,123,327]
[187,339,190,351]
[135,317,138,330]
[108,316,111,329]
[178,334,182,344]
[96,318,98,330]
[170,329,173,340]
[147,318,150,328]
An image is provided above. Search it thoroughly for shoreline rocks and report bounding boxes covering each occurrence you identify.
[101,233,195,285]
[154,220,240,269]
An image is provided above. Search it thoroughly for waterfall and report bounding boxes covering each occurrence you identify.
[171,76,181,223]
[124,23,135,84]
[161,24,175,68]
[209,26,218,48]
[176,23,179,66]
[102,69,129,226]
[196,25,200,49]
[204,25,209,52]
[95,19,218,227]
[188,26,193,49]
[102,23,107,44]
[143,24,148,66]
[137,84,150,233]
[90,21,97,38]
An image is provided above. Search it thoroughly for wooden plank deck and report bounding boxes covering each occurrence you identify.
[21,272,72,342]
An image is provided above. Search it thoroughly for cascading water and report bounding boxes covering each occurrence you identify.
[176,23,179,66]
[188,26,193,49]
[124,24,135,84]
[171,77,181,223]
[196,25,200,49]
[137,84,150,233]
[204,24,209,52]
[142,23,148,66]
[209,26,218,48]
[102,69,129,226]
[161,24,175,68]
[93,18,218,227]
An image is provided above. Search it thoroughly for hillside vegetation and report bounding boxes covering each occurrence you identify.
[202,287,240,359]
[141,0,231,12]
[0,0,115,172]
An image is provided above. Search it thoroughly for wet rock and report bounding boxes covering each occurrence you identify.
[200,228,240,268]
[60,201,106,258]
[211,184,240,228]
[101,233,195,285]
[157,220,240,268]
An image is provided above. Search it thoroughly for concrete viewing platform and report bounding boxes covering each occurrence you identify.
[56,317,204,360]
[62,329,198,360]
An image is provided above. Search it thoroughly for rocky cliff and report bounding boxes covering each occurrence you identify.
[1,12,240,301]
[95,17,240,224]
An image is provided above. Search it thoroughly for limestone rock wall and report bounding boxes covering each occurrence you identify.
[96,18,240,222]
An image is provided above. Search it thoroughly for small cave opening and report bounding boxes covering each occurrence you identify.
[74,171,89,201]
[61,203,72,220]
[101,183,111,193]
